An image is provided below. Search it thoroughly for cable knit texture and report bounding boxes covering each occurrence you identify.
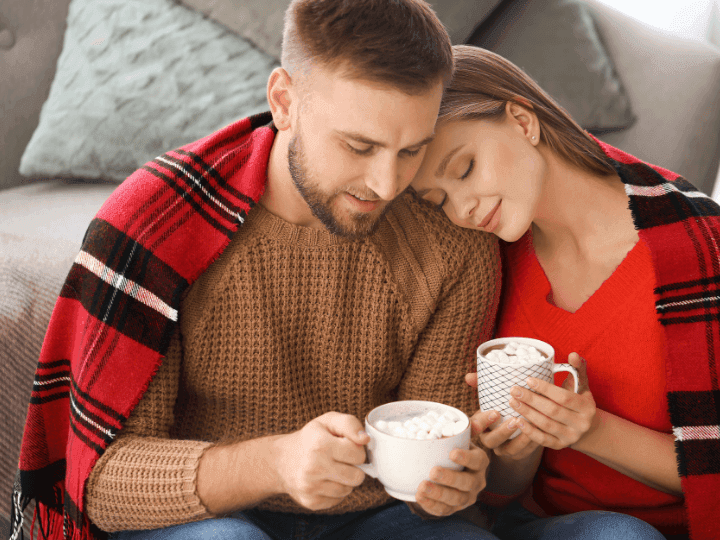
[85,192,501,532]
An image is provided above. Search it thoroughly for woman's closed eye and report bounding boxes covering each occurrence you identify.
[435,193,448,210]
[460,158,475,180]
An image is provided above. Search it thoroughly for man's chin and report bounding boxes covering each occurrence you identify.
[324,202,390,239]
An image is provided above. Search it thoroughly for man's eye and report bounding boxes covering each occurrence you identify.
[348,144,373,155]
[403,148,422,158]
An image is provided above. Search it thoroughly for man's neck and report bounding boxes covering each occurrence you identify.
[260,131,323,229]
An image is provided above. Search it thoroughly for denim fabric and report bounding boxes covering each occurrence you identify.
[491,502,669,540]
[110,501,501,540]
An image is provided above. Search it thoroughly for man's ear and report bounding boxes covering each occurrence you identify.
[505,100,540,145]
[267,67,294,131]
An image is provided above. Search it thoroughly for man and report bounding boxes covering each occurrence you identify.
[14,1,501,539]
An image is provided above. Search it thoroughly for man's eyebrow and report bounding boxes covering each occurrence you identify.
[335,130,435,150]
[435,145,463,178]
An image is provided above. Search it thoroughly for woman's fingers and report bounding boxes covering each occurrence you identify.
[565,352,590,394]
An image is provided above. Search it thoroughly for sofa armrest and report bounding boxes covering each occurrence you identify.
[585,0,720,194]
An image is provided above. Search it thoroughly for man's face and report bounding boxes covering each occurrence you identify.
[287,66,443,239]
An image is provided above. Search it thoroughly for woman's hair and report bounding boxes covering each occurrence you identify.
[439,45,615,176]
[281,0,453,96]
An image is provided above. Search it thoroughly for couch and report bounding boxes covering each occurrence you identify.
[3,0,720,536]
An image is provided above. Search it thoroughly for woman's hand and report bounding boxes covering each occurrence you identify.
[508,353,596,450]
[467,353,596,452]
[469,408,541,460]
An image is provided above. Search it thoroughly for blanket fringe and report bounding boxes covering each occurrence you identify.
[9,486,31,540]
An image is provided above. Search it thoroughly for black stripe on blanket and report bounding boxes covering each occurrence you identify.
[173,149,256,208]
[71,376,126,425]
[668,390,720,427]
[151,153,245,222]
[81,219,188,303]
[61,263,177,354]
[676,439,720,476]
[142,164,235,237]
[59,221,185,354]
[617,162,720,231]
[669,391,720,477]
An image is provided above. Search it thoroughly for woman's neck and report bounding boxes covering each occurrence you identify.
[531,149,637,262]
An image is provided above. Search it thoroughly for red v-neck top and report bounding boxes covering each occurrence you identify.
[495,231,687,534]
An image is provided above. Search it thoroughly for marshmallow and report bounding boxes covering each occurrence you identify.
[374,410,465,440]
[484,341,547,364]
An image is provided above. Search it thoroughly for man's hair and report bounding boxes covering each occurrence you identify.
[281,0,454,95]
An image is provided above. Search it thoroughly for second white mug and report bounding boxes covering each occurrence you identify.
[476,337,579,438]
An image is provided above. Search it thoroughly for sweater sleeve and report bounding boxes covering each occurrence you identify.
[85,330,214,533]
[395,199,502,420]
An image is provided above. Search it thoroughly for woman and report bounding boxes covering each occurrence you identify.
[410,45,719,540]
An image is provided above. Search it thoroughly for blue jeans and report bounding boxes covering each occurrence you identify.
[491,502,672,540]
[109,501,501,540]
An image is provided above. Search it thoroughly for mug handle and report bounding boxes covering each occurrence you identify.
[355,430,378,478]
[356,463,378,478]
[552,364,579,393]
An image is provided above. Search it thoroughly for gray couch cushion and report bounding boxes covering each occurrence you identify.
[177,0,504,60]
[470,0,635,133]
[0,181,115,527]
[19,0,278,183]
[0,0,72,191]
[584,0,720,195]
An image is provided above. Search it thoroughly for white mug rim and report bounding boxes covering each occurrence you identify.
[477,337,555,366]
[365,400,470,441]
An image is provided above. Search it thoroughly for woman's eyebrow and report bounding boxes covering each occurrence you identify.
[435,145,463,178]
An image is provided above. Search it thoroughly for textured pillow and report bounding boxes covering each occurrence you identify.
[177,0,504,60]
[470,0,635,133]
[19,0,279,183]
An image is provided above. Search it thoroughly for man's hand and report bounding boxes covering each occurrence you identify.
[271,412,369,511]
[413,442,490,517]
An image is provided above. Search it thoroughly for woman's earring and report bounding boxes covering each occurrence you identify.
[532,136,536,140]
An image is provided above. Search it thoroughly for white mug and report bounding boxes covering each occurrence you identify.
[477,337,579,438]
[356,400,470,501]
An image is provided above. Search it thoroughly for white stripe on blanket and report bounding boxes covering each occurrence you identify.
[75,251,178,322]
[657,295,720,311]
[673,425,720,441]
[625,182,713,200]
[157,155,245,224]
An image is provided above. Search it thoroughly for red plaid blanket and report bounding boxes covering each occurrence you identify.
[11,119,720,540]
[596,139,720,540]
[11,112,275,540]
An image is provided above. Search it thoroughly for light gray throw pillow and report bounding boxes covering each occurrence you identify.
[471,0,635,133]
[19,0,279,183]
[177,0,504,60]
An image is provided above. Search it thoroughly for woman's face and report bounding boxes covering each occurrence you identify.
[411,112,546,242]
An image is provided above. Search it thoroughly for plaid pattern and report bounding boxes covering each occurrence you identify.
[597,140,720,540]
[11,112,275,540]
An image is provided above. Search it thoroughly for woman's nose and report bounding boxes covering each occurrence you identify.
[458,196,477,220]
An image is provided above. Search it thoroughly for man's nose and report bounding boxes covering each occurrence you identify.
[366,156,402,201]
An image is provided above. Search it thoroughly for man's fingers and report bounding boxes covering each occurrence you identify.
[317,412,369,445]
[465,372,478,387]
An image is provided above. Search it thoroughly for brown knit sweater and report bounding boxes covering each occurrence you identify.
[85,192,501,532]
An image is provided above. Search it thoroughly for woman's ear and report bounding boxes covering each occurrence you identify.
[267,67,294,131]
[505,100,540,145]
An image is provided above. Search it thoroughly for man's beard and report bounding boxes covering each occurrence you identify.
[287,132,391,239]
